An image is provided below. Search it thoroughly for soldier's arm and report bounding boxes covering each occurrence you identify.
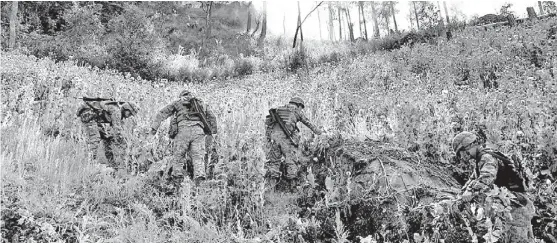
[150,101,176,132]
[109,104,123,129]
[468,153,499,193]
[296,110,322,135]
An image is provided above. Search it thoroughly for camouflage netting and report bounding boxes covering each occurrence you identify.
[296,138,463,242]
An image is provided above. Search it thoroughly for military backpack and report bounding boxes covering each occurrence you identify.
[168,97,212,139]
[477,148,529,193]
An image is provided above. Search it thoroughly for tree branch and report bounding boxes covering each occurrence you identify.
[301,1,324,25]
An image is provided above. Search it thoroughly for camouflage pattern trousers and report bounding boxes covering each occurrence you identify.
[473,192,535,243]
[265,127,301,180]
[173,125,206,180]
[83,122,125,170]
[502,193,535,243]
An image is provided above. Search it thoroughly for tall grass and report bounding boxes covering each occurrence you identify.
[2,18,556,241]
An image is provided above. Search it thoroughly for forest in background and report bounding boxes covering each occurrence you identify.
[2,1,555,83]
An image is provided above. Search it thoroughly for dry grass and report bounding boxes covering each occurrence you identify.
[1,18,556,242]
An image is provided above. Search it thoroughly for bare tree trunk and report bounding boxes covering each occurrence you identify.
[437,1,443,24]
[538,1,545,15]
[345,8,354,42]
[246,2,252,33]
[203,2,213,47]
[258,1,267,47]
[9,1,18,50]
[338,6,342,40]
[391,2,398,32]
[293,1,304,48]
[384,14,390,34]
[371,2,380,38]
[283,12,286,36]
[436,1,446,38]
[413,1,420,30]
[527,7,538,20]
[207,3,213,36]
[317,6,322,40]
[409,7,415,29]
[358,3,363,37]
[251,16,260,37]
[360,2,368,40]
[443,1,450,24]
[328,4,335,41]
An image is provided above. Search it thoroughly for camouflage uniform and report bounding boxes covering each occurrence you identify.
[463,152,535,243]
[151,91,217,181]
[168,117,219,179]
[455,132,534,243]
[265,98,322,189]
[77,101,137,170]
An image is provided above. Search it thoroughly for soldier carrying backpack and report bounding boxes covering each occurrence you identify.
[150,90,217,184]
[77,97,138,174]
[265,97,322,192]
[452,131,535,243]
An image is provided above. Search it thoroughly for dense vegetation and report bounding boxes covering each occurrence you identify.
[1,2,557,243]
[1,1,472,83]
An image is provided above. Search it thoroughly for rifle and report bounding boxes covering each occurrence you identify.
[269,108,297,147]
[80,97,115,102]
[79,97,127,107]
[79,97,119,124]
[190,98,213,135]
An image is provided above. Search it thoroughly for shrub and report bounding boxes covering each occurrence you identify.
[285,47,309,72]
[318,51,342,64]
[234,58,255,76]
[104,4,168,80]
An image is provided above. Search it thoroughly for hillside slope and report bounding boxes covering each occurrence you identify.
[1,18,557,242]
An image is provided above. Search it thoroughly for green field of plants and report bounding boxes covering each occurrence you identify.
[1,15,556,242]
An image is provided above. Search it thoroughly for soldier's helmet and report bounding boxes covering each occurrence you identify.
[289,97,305,108]
[179,90,191,98]
[452,131,477,154]
[76,104,88,117]
[77,101,102,117]
[121,102,138,117]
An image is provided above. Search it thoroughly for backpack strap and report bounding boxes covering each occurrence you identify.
[478,148,527,192]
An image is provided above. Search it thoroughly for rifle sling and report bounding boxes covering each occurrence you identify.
[190,99,212,134]
[269,109,296,146]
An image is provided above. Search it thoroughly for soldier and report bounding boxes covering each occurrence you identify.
[168,109,219,179]
[150,90,217,184]
[77,99,138,173]
[265,97,322,192]
[452,131,534,243]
